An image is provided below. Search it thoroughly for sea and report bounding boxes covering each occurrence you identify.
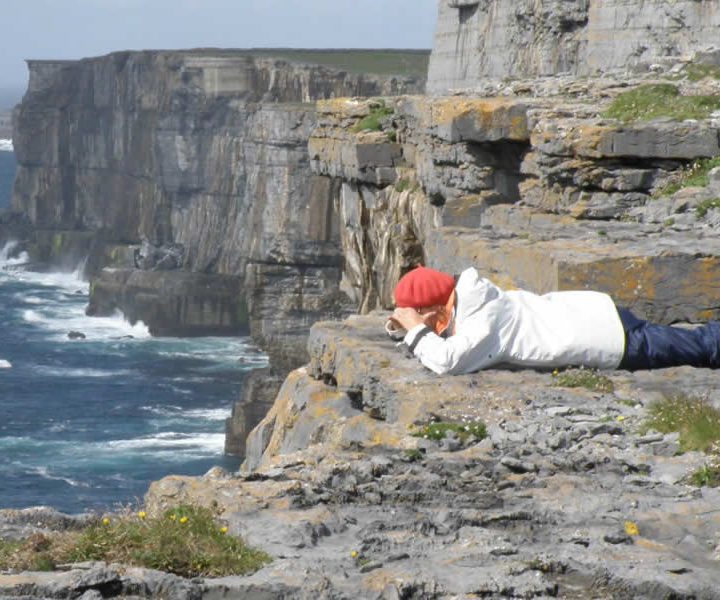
[0,140,268,514]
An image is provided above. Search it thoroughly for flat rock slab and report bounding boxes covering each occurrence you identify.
[425,219,720,323]
[68,315,710,598]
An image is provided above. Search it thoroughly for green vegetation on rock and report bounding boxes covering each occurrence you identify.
[412,420,487,442]
[352,104,394,133]
[0,505,271,578]
[552,368,614,394]
[641,395,720,454]
[604,84,720,123]
[394,178,419,193]
[690,462,720,487]
[684,63,720,82]
[656,156,720,197]
[695,198,720,218]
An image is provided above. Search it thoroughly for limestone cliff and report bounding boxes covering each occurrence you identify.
[0,112,11,139]
[9,50,425,338]
[138,70,720,597]
[309,80,720,324]
[428,0,720,94]
[7,50,427,455]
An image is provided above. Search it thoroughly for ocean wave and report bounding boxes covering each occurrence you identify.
[20,302,151,342]
[0,139,12,152]
[105,432,225,453]
[141,405,229,421]
[0,359,11,369]
[0,241,29,269]
[22,309,42,323]
[28,466,90,488]
[35,366,135,379]
[16,295,45,304]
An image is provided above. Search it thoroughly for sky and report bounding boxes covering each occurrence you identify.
[0,0,439,94]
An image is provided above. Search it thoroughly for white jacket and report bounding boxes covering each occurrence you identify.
[404,267,626,375]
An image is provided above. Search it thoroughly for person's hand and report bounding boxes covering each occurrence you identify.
[391,307,436,331]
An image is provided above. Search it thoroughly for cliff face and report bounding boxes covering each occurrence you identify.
[13,52,421,274]
[309,77,720,323]
[0,112,11,139]
[9,50,426,455]
[428,0,720,94]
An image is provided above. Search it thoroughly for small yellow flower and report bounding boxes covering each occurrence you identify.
[552,369,559,377]
[179,516,189,524]
[137,511,147,520]
[616,415,626,422]
[624,521,640,536]
[102,517,110,526]
[219,526,228,534]
[350,550,358,559]
[169,514,177,521]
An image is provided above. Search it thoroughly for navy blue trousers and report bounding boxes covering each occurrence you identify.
[617,308,720,371]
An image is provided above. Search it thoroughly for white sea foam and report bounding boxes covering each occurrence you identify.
[0,359,11,369]
[106,432,225,454]
[0,241,29,269]
[22,309,42,323]
[141,405,229,421]
[185,408,229,421]
[17,295,45,304]
[36,366,134,379]
[0,139,12,152]
[29,466,89,488]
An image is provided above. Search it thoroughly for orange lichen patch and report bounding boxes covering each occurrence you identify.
[571,124,607,156]
[430,97,530,140]
[315,97,377,117]
[635,538,670,553]
[362,569,412,593]
[560,257,656,303]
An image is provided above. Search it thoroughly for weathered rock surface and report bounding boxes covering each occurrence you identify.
[0,112,11,139]
[6,50,425,457]
[4,315,710,599]
[428,0,720,93]
[309,76,720,324]
[86,269,248,336]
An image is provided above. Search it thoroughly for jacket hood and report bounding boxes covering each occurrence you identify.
[455,267,502,321]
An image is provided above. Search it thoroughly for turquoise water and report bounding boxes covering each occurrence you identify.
[0,156,268,514]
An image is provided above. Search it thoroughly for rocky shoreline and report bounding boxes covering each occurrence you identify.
[4,1,720,597]
[3,315,720,598]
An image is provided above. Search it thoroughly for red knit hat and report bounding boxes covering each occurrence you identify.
[394,266,455,308]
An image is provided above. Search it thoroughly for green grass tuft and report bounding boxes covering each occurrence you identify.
[690,463,720,487]
[552,369,614,394]
[696,198,720,218]
[352,104,394,133]
[641,395,720,454]
[404,448,424,461]
[0,505,271,578]
[654,156,720,198]
[411,421,487,442]
[395,178,411,192]
[604,84,720,123]
[685,63,720,82]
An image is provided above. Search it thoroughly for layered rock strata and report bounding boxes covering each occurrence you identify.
[7,50,426,456]
[428,0,720,94]
[309,74,720,323]
[0,111,11,139]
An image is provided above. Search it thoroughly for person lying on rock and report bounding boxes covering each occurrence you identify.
[387,266,720,375]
